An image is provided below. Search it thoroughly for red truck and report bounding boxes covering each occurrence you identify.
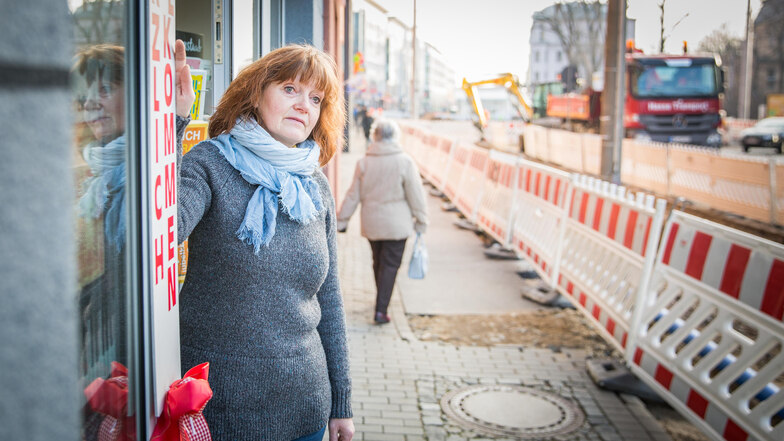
[547,50,726,147]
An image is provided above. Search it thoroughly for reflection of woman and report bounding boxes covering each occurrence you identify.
[337,119,428,324]
[73,42,193,440]
[76,44,128,253]
[177,45,354,441]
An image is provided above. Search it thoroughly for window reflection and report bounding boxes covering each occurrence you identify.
[70,1,134,440]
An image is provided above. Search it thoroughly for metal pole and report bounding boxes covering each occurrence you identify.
[612,0,627,182]
[741,0,754,119]
[411,0,417,118]
[600,0,626,182]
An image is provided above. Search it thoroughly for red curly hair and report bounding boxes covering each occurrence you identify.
[208,44,344,166]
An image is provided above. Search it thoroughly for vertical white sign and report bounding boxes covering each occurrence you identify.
[149,0,180,415]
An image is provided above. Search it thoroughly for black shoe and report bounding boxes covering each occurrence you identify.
[374,312,391,324]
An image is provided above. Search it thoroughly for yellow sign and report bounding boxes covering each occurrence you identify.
[189,69,208,120]
[178,120,209,285]
[767,94,784,117]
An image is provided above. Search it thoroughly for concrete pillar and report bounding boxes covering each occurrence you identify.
[0,1,79,440]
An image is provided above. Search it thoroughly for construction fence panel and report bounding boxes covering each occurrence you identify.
[631,210,784,441]
[443,142,472,202]
[510,160,572,285]
[581,133,603,176]
[400,124,425,166]
[425,135,455,191]
[556,175,668,353]
[669,146,773,224]
[525,124,550,163]
[476,150,520,247]
[774,161,784,225]
[621,139,670,195]
[548,129,585,173]
[418,133,440,185]
[453,144,490,223]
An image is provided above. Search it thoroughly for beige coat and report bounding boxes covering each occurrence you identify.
[337,140,428,240]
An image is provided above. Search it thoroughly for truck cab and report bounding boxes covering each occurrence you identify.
[625,53,725,147]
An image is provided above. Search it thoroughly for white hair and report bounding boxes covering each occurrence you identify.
[371,118,401,143]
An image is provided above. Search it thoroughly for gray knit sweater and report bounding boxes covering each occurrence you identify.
[176,125,352,440]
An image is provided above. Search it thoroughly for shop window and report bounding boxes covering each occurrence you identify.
[232,0,256,77]
[176,0,215,120]
[69,1,135,439]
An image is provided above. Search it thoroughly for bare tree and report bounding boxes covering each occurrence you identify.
[658,0,689,53]
[72,0,124,46]
[537,1,605,86]
[698,24,743,116]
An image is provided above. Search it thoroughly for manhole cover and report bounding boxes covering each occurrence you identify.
[440,385,585,438]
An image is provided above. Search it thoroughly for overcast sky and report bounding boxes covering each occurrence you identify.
[371,0,763,86]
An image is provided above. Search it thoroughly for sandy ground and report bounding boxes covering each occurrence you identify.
[406,310,711,441]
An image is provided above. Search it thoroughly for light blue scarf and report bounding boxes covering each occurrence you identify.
[211,118,323,253]
[79,135,127,254]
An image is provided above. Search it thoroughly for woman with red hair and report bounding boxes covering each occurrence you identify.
[177,44,353,441]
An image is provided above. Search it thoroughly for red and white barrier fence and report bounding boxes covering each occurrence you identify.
[442,142,471,204]
[510,160,572,284]
[399,121,784,440]
[476,150,520,247]
[424,135,455,190]
[556,175,668,352]
[453,144,490,223]
[631,210,784,441]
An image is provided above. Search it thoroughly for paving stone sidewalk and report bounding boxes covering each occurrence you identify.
[334,130,672,441]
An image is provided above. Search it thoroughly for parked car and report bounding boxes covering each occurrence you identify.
[740,117,784,153]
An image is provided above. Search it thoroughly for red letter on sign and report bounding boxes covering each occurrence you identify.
[168,264,177,310]
[155,234,164,284]
[163,16,172,60]
[165,162,176,208]
[154,117,159,162]
[164,63,173,106]
[153,66,160,111]
[168,215,175,260]
[155,174,162,220]
[164,113,175,155]
[151,14,160,61]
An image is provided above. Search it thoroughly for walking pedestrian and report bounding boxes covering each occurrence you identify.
[177,44,354,441]
[361,107,374,142]
[337,118,428,324]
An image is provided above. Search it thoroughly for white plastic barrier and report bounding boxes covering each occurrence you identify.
[422,135,454,191]
[417,133,439,184]
[631,210,784,441]
[556,176,668,352]
[453,144,490,223]
[476,150,520,247]
[510,159,572,284]
[443,142,471,202]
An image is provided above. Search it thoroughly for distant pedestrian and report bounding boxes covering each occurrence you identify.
[355,104,367,127]
[361,107,374,142]
[337,118,428,324]
[177,44,354,441]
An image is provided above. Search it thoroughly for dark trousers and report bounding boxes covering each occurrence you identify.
[369,239,407,315]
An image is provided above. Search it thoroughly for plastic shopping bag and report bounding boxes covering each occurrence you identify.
[408,233,428,279]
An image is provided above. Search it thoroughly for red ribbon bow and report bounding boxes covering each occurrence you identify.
[83,361,136,441]
[151,362,213,441]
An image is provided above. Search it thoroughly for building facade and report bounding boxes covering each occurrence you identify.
[750,0,784,117]
[1,1,347,440]
[528,2,635,90]
[350,0,456,117]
